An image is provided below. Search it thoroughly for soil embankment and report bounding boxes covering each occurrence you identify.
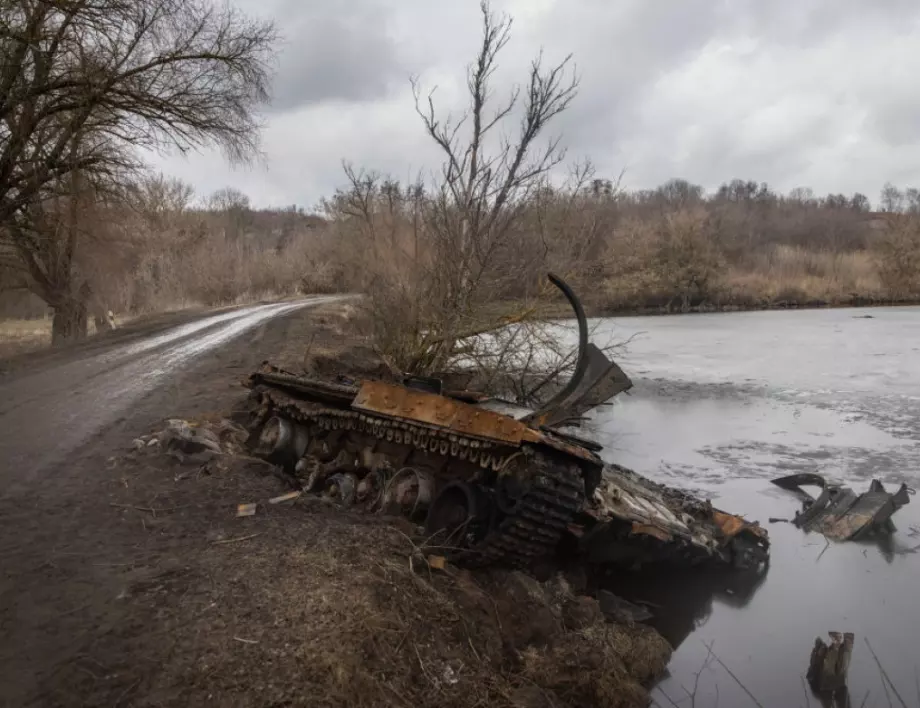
[0,300,670,707]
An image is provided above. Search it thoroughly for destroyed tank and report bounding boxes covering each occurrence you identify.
[242,274,769,573]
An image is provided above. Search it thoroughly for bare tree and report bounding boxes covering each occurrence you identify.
[0,0,277,341]
[352,0,580,378]
[208,186,250,213]
[880,183,905,213]
[128,173,195,227]
[207,186,252,242]
[876,213,920,297]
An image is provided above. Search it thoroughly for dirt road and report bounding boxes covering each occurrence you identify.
[0,297,345,706]
[1,299,345,481]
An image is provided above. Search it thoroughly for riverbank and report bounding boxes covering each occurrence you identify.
[593,294,920,317]
[5,288,917,366]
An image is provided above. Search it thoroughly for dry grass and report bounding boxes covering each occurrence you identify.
[723,245,884,304]
[97,438,672,708]
[0,318,53,358]
[0,311,150,359]
[192,511,669,708]
[0,316,127,358]
[114,229,342,316]
[602,211,913,312]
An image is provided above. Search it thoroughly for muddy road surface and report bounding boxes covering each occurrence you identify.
[1,299,341,482]
[0,297,345,706]
[590,306,920,708]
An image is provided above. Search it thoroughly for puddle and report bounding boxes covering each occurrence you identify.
[586,307,920,707]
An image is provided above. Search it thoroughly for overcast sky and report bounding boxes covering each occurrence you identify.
[148,0,920,209]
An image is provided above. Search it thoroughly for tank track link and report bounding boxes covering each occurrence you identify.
[463,462,584,569]
[254,389,514,471]
[249,388,588,569]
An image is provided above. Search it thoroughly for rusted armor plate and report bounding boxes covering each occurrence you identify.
[352,379,529,444]
[711,509,769,542]
[527,429,604,465]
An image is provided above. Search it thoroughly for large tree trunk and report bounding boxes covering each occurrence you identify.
[51,296,88,345]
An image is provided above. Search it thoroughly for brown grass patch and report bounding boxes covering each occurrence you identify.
[728,245,884,303]
[0,317,53,358]
[0,311,152,360]
[87,441,670,708]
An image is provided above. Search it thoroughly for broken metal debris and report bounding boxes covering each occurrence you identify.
[771,473,912,541]
[236,503,257,517]
[133,418,249,467]
[160,419,222,455]
[427,555,446,570]
[576,465,769,572]
[239,272,769,578]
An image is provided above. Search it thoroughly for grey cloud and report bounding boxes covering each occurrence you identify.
[872,94,920,148]
[264,0,408,111]
[153,0,920,206]
[529,1,739,181]
[532,0,920,192]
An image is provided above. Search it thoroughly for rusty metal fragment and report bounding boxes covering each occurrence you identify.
[268,491,302,504]
[575,464,769,572]
[236,503,257,517]
[771,473,911,541]
[521,274,633,430]
[353,379,529,444]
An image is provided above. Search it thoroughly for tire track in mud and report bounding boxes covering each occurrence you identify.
[0,297,343,490]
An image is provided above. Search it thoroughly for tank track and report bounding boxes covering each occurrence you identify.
[463,462,584,569]
[249,388,588,569]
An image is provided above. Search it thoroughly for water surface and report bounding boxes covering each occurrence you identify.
[589,307,920,708]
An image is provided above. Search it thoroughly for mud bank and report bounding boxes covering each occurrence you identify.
[98,443,670,708]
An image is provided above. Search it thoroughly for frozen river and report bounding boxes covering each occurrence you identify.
[588,306,920,708]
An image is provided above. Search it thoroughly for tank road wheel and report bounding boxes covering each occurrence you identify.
[324,473,358,505]
[424,481,494,557]
[381,467,435,522]
[253,416,309,469]
[356,468,391,511]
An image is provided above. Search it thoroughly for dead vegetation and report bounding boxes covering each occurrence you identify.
[3,0,920,364]
[306,1,920,399]
[0,0,278,342]
[0,175,339,323]
[0,0,914,354]
[319,1,585,387]
[93,420,672,708]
